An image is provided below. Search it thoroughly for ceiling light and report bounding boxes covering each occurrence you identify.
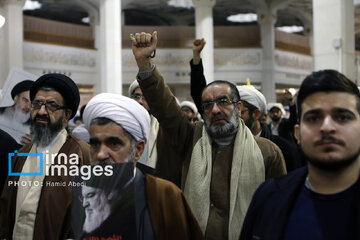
[0,15,5,28]
[277,26,304,33]
[82,17,90,24]
[167,0,193,8]
[227,13,257,23]
[23,0,42,11]
[288,88,297,96]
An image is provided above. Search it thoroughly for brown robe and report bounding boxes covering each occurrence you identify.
[0,134,91,240]
[146,174,204,240]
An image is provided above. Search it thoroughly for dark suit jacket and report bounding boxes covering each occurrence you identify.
[260,123,303,172]
[239,167,360,240]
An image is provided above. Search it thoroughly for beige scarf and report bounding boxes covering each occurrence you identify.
[184,120,265,240]
[13,129,67,240]
[147,115,159,168]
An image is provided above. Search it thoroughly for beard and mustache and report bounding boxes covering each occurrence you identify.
[304,135,360,172]
[30,112,66,147]
[204,107,239,138]
[82,188,112,233]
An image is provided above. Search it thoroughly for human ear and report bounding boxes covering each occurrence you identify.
[294,124,301,145]
[134,140,145,163]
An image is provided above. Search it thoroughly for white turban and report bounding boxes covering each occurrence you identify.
[128,79,139,96]
[180,100,198,115]
[83,93,150,142]
[267,102,286,116]
[237,85,267,114]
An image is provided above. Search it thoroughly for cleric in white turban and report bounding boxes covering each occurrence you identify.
[237,85,267,115]
[83,93,150,143]
[78,93,204,240]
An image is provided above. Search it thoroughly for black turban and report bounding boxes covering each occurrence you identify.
[30,73,80,118]
[11,80,34,99]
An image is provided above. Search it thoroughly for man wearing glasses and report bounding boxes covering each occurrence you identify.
[131,31,285,240]
[0,73,90,240]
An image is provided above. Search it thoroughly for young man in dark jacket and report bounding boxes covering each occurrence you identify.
[239,69,360,240]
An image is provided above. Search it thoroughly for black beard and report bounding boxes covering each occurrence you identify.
[306,147,360,172]
[245,116,255,131]
[30,113,65,147]
[271,116,281,123]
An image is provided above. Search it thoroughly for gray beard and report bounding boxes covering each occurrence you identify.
[30,113,65,147]
[82,189,111,233]
[205,108,239,138]
[83,206,111,233]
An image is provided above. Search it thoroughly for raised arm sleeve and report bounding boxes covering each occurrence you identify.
[138,67,195,159]
[190,59,207,116]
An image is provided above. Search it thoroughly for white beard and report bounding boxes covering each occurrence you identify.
[83,201,111,233]
[13,105,30,124]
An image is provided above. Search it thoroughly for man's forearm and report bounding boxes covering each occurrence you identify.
[136,58,154,72]
[139,68,194,157]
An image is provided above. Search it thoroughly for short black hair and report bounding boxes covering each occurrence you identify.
[297,69,360,121]
[201,80,240,103]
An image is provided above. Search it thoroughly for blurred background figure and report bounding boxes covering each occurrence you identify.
[72,104,90,143]
[267,102,297,144]
[0,80,34,145]
[180,100,198,123]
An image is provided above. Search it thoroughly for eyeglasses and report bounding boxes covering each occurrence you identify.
[201,97,237,113]
[32,100,66,112]
[131,93,145,101]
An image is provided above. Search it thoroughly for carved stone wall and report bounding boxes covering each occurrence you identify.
[23,41,97,85]
[275,50,313,71]
[22,42,314,101]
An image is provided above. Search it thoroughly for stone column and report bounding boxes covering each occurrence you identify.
[98,0,122,94]
[313,0,355,79]
[0,0,25,87]
[193,0,215,83]
[258,9,277,102]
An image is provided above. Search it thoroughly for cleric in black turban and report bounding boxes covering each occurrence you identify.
[30,73,80,118]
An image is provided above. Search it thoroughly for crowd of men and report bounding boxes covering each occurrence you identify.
[0,31,359,240]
